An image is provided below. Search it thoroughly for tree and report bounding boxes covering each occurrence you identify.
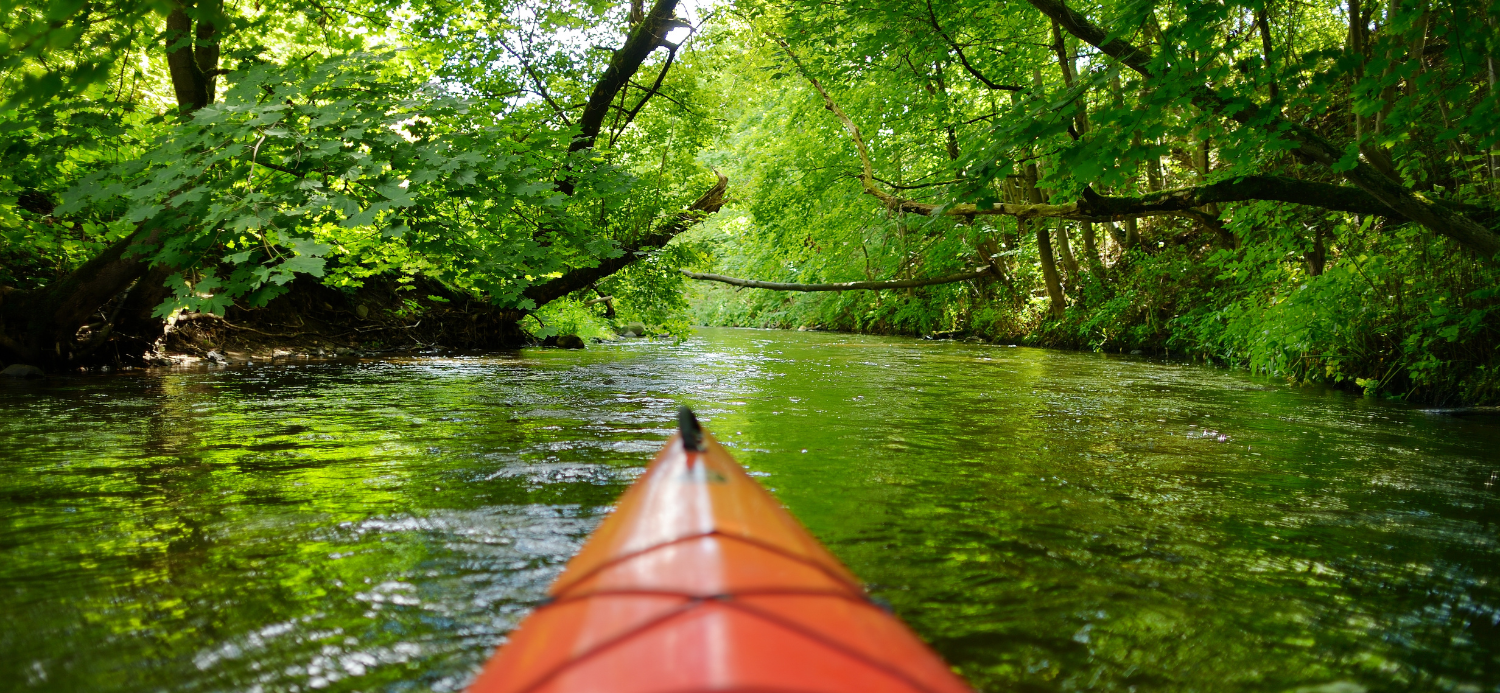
[0,0,727,368]
[681,0,1498,401]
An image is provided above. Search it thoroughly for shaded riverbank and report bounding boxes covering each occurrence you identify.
[2,328,1497,692]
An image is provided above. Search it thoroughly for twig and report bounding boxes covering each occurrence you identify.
[176,312,313,338]
[328,320,422,337]
[681,266,990,291]
[925,0,1024,91]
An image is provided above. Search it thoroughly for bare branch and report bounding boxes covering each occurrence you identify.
[571,0,683,155]
[521,171,727,307]
[682,266,991,291]
[496,37,572,126]
[608,43,679,147]
[925,0,1025,91]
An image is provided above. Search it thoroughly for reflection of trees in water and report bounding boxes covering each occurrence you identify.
[4,333,1497,691]
[708,333,1500,692]
[0,365,637,691]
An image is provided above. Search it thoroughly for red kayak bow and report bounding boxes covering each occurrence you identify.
[468,408,972,693]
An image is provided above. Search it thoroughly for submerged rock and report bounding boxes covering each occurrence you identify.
[1,364,44,378]
[556,334,586,349]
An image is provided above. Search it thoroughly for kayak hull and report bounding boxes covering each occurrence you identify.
[469,429,972,693]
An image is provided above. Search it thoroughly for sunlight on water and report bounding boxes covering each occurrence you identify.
[1,328,1496,692]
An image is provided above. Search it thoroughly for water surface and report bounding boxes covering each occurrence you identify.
[2,328,1496,692]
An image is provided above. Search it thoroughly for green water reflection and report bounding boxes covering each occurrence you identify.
[1,328,1496,692]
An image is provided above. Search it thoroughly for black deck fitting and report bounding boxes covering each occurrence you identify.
[678,406,705,451]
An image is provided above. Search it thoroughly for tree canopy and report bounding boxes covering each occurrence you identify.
[2,0,1498,401]
[2,0,725,363]
[686,0,1500,403]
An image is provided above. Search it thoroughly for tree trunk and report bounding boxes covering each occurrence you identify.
[978,234,1007,284]
[1489,22,1499,188]
[1145,155,1163,193]
[1051,19,1089,134]
[1257,2,1279,101]
[1080,221,1104,272]
[1349,0,1366,144]
[1103,220,1128,249]
[1024,163,1066,315]
[1035,222,1067,315]
[0,227,161,366]
[1124,81,1149,251]
[1306,225,1327,276]
[1347,0,1400,179]
[1056,222,1080,277]
[111,264,180,362]
[165,0,221,112]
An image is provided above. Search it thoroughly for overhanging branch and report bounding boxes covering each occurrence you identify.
[1025,0,1500,259]
[842,174,1482,224]
[773,4,1499,256]
[571,0,683,155]
[768,43,1493,226]
[682,266,990,291]
[521,171,728,308]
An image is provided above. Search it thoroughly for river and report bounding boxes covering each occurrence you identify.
[1,327,1496,692]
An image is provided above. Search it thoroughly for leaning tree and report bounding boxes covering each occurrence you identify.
[0,0,726,368]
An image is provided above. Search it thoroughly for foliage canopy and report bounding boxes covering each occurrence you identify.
[2,0,1498,402]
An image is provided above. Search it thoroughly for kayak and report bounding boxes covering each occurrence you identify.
[468,408,973,693]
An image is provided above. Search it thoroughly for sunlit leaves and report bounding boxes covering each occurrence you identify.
[51,51,591,314]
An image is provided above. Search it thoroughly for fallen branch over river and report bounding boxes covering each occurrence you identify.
[770,33,1500,251]
[681,266,991,291]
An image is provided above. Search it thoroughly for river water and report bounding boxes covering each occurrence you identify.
[1,327,1496,692]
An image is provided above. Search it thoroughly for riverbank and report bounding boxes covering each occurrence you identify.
[686,242,1500,408]
[0,275,530,374]
[6,255,1495,412]
[158,275,532,362]
[0,274,666,375]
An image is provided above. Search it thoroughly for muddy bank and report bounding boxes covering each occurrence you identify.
[0,275,544,374]
[157,275,533,364]
[154,277,661,366]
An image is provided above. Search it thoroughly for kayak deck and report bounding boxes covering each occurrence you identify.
[469,413,972,693]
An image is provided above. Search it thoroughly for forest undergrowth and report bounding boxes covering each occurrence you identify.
[690,209,1500,406]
